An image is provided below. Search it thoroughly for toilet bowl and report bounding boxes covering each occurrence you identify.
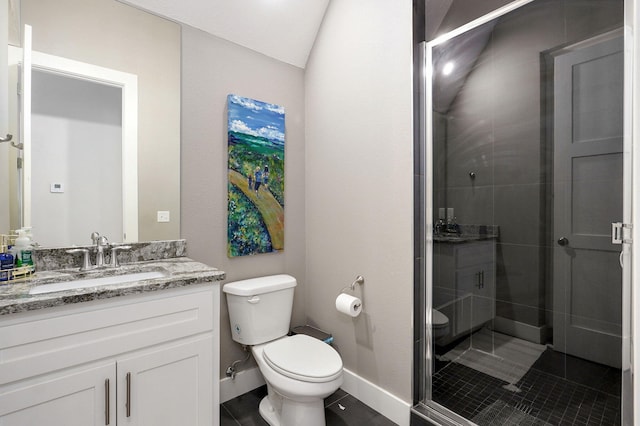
[252,335,343,426]
[432,308,450,338]
[223,275,344,426]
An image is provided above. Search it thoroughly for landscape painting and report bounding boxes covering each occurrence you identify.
[227,94,285,257]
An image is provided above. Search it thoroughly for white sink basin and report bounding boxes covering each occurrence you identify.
[29,271,167,295]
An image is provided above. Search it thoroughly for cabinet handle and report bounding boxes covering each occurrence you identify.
[105,379,110,425]
[126,372,132,417]
[480,270,484,288]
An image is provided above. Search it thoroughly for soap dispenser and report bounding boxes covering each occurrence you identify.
[14,230,33,267]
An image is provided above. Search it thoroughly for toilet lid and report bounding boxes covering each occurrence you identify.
[263,335,343,383]
[432,309,449,327]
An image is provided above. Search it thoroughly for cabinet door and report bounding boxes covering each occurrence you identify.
[472,264,495,328]
[117,336,213,426]
[456,264,495,329]
[0,362,115,426]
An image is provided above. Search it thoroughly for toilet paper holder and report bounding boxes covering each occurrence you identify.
[338,275,364,295]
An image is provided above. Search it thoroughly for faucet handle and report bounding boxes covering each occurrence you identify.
[109,245,131,267]
[90,232,100,244]
[66,248,92,271]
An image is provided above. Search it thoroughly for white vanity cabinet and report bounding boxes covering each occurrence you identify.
[0,361,116,425]
[116,336,213,425]
[0,284,219,425]
[434,239,496,343]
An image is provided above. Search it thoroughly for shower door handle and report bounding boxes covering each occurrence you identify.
[557,237,569,246]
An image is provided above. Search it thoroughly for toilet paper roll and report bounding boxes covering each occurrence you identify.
[335,293,362,317]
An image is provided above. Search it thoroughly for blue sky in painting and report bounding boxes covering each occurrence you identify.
[228,94,285,144]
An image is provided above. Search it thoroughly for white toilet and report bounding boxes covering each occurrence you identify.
[223,275,344,426]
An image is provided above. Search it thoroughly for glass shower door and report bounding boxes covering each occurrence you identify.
[418,0,632,425]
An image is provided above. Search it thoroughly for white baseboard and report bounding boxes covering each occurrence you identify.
[492,315,549,344]
[340,368,411,426]
[219,366,411,426]
[219,366,266,403]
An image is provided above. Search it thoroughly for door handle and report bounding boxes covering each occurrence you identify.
[126,372,131,417]
[105,379,110,425]
[557,237,569,246]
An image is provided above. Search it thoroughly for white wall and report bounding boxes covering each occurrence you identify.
[304,0,414,402]
[181,0,414,407]
[31,70,122,247]
[180,26,307,374]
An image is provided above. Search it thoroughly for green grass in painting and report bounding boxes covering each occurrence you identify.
[227,184,272,257]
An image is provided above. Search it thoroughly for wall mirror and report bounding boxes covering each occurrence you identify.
[1,0,181,247]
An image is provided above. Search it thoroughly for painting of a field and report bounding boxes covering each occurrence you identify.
[227,94,285,257]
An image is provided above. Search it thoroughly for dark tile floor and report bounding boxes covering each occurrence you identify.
[432,347,621,426]
[221,386,398,426]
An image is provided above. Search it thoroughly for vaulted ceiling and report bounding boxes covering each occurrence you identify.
[120,0,330,69]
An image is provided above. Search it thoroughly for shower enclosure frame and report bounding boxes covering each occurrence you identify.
[414,0,639,424]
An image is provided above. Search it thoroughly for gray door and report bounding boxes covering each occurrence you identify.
[552,34,623,368]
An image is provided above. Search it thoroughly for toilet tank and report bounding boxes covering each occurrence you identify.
[223,274,296,345]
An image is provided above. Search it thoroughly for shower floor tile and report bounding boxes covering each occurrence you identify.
[531,348,621,397]
[432,361,620,426]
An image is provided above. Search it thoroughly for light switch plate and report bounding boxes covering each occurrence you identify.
[157,211,170,223]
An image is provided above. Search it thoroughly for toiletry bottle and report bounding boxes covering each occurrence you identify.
[21,227,36,263]
[0,245,14,282]
[14,230,34,268]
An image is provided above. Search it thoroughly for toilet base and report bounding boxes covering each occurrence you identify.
[259,397,279,426]
[258,394,327,426]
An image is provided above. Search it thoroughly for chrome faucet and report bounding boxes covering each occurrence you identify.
[91,232,109,267]
[68,233,126,270]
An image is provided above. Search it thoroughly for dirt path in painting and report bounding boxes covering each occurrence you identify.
[228,169,284,250]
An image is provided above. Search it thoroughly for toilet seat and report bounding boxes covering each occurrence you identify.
[432,309,449,327]
[263,335,343,383]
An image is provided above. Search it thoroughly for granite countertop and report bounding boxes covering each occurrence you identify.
[433,224,500,244]
[0,257,225,316]
[433,234,498,243]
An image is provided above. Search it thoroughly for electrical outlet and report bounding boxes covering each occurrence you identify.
[157,211,170,223]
